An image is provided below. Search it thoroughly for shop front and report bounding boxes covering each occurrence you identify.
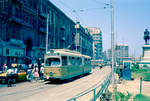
[32,46,45,63]
[1,39,26,67]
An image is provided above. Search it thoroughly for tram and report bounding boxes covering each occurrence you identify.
[44,49,91,80]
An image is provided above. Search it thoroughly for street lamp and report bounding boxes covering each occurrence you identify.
[110,0,116,100]
[104,0,115,100]
[46,13,49,53]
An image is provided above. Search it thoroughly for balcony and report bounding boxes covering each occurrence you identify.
[61,37,66,41]
[61,25,65,30]
[9,16,33,28]
[13,0,24,4]
[39,27,46,33]
[39,46,46,50]
[9,16,24,24]
[39,12,47,18]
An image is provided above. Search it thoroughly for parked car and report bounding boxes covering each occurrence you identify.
[0,69,27,84]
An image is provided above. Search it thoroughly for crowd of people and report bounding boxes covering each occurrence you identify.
[26,63,45,82]
[0,61,45,87]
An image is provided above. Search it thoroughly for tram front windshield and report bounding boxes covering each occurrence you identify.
[45,58,60,67]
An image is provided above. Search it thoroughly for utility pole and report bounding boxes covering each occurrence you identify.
[76,24,77,52]
[46,13,49,53]
[80,35,82,54]
[75,21,79,52]
[110,0,116,100]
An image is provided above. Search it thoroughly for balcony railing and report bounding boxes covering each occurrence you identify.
[39,11,47,18]
[9,16,24,24]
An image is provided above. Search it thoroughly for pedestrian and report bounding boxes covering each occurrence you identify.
[7,68,13,87]
[33,65,39,81]
[37,58,41,75]
[27,64,33,82]
[40,65,44,80]
[18,64,22,71]
[3,64,8,72]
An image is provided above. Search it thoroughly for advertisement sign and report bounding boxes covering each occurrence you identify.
[3,48,25,57]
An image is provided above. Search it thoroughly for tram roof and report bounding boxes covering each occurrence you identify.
[46,49,91,58]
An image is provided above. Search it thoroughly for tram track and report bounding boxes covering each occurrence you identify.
[0,81,59,101]
[0,67,111,101]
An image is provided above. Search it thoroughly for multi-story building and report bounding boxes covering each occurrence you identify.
[115,44,129,65]
[86,27,103,59]
[105,48,112,65]
[0,0,93,67]
[105,44,129,65]
[75,22,93,57]
[115,44,129,58]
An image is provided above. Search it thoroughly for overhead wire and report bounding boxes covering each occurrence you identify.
[52,0,110,25]
[92,0,109,5]
[58,0,84,23]
[91,0,110,9]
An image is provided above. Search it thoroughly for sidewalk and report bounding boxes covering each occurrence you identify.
[117,79,150,98]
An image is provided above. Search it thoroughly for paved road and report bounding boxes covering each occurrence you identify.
[0,66,111,101]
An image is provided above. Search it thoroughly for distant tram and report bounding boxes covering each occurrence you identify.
[44,49,91,80]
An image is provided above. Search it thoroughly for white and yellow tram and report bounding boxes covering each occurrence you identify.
[44,49,91,80]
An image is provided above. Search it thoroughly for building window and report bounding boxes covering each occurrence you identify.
[30,15,33,25]
[42,4,46,14]
[2,0,9,13]
[6,49,9,55]
[29,0,33,8]
[0,19,2,40]
[22,11,25,21]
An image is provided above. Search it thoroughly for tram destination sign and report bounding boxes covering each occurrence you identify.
[47,53,59,56]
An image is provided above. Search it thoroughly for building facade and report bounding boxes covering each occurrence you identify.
[104,44,129,65]
[115,44,129,65]
[86,27,103,59]
[0,0,93,67]
[115,44,129,58]
[75,22,93,57]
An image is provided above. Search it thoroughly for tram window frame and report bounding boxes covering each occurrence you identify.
[88,59,91,65]
[70,57,76,65]
[45,58,60,67]
[61,56,68,66]
[68,56,72,65]
[84,58,88,65]
[77,57,82,65]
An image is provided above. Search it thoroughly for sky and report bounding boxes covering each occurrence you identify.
[50,0,150,57]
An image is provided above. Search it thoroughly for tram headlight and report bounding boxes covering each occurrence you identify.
[46,76,49,79]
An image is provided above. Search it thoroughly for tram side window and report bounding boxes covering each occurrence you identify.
[45,58,60,67]
[84,58,88,65]
[88,59,91,65]
[77,57,82,65]
[70,57,76,65]
[62,56,68,66]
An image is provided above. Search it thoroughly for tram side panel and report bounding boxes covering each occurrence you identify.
[44,67,62,79]
[83,58,92,74]
[67,65,84,78]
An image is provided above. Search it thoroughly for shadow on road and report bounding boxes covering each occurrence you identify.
[45,73,91,85]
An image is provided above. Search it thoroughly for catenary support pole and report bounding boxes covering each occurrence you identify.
[110,0,115,100]
[46,13,49,53]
